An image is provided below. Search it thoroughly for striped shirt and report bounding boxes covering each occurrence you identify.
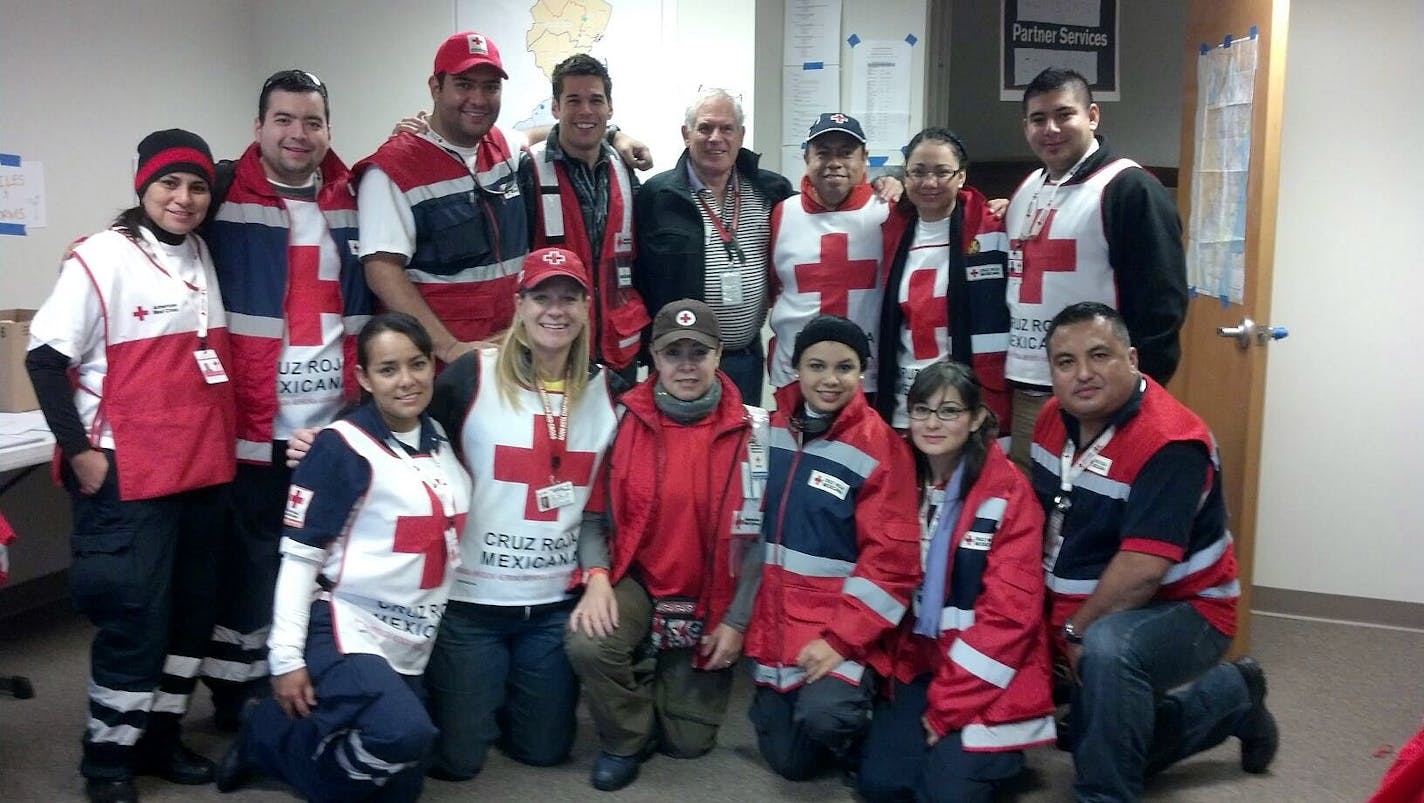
[689,166,772,350]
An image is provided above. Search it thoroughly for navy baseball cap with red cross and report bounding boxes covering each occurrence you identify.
[519,247,589,292]
[803,112,867,146]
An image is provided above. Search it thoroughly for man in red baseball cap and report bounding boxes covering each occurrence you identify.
[354,33,652,373]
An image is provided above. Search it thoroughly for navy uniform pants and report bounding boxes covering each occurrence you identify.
[64,452,225,780]
[243,603,437,803]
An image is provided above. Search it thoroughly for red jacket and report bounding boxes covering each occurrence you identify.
[604,373,763,640]
[874,444,1056,751]
[745,384,921,690]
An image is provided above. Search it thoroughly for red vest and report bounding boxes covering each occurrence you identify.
[68,230,236,500]
[526,141,650,370]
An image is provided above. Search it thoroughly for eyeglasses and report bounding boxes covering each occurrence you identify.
[262,69,328,101]
[906,167,963,183]
[908,403,969,422]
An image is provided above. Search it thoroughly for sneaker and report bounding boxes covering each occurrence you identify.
[1232,657,1279,774]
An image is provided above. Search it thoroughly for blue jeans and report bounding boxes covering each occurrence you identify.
[858,676,1024,803]
[1071,602,1250,802]
[719,340,765,406]
[423,600,578,779]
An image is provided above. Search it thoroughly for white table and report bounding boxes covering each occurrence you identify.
[0,411,54,473]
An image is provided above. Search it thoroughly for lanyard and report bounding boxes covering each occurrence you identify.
[388,433,461,562]
[1045,425,1116,555]
[536,380,571,483]
[695,178,745,263]
[132,233,210,343]
[1015,148,1094,242]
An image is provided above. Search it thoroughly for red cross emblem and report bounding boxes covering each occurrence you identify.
[289,488,305,507]
[468,34,487,54]
[830,113,848,124]
[393,484,468,589]
[675,310,696,326]
[493,414,598,521]
[1015,209,1077,304]
[285,246,343,347]
[542,250,567,265]
[903,269,949,359]
[793,233,879,317]
[132,306,150,321]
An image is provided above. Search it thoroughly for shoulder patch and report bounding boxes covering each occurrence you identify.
[283,485,315,528]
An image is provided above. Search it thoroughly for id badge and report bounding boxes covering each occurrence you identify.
[747,442,768,480]
[616,263,634,289]
[1042,511,1064,572]
[535,481,576,512]
[719,270,744,305]
[1008,248,1024,278]
[194,349,229,384]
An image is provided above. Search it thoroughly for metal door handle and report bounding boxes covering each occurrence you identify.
[1216,318,1289,350]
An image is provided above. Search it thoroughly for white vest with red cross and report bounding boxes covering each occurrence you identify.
[767,187,889,390]
[316,419,471,674]
[1005,159,1137,386]
[451,349,619,606]
[64,229,236,500]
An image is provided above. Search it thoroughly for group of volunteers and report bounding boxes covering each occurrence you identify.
[24,25,1278,803]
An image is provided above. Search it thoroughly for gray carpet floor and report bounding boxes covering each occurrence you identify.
[0,609,1417,802]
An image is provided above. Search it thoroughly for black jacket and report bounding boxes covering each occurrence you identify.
[632,147,794,320]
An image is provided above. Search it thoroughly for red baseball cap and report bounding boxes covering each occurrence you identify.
[519,248,589,292]
[434,31,508,79]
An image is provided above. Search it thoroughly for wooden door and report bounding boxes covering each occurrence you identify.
[1171,0,1290,652]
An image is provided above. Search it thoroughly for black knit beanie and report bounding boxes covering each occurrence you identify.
[791,315,871,369]
[134,128,215,197]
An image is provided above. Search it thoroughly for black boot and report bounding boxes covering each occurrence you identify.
[1232,657,1279,774]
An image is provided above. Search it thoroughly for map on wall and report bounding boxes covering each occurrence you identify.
[455,0,679,173]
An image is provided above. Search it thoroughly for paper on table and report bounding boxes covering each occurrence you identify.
[0,410,48,436]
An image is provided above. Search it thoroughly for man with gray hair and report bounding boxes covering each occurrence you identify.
[635,88,794,404]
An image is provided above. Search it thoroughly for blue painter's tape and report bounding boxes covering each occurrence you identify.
[0,153,20,167]
[905,33,918,46]
[868,156,889,167]
[803,61,824,70]
[1200,43,1210,55]
[1250,25,1259,39]
[0,222,26,236]
[1188,286,1199,298]
[1223,33,1233,48]
[847,33,861,47]
[1219,294,1229,309]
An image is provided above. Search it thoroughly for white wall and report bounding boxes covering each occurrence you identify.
[1254,0,1424,604]
[0,0,256,309]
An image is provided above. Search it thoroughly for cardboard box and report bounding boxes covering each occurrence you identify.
[0,309,38,413]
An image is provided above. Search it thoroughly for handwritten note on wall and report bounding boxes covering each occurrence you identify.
[0,155,47,236]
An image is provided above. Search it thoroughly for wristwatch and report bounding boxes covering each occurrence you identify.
[1063,619,1084,645]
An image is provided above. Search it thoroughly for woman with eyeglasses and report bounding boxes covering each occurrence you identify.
[856,360,1055,803]
[564,299,769,792]
[875,128,1012,432]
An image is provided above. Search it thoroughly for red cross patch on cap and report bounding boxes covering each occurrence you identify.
[468,33,487,54]
[830,113,848,124]
[542,250,567,265]
[676,309,696,326]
